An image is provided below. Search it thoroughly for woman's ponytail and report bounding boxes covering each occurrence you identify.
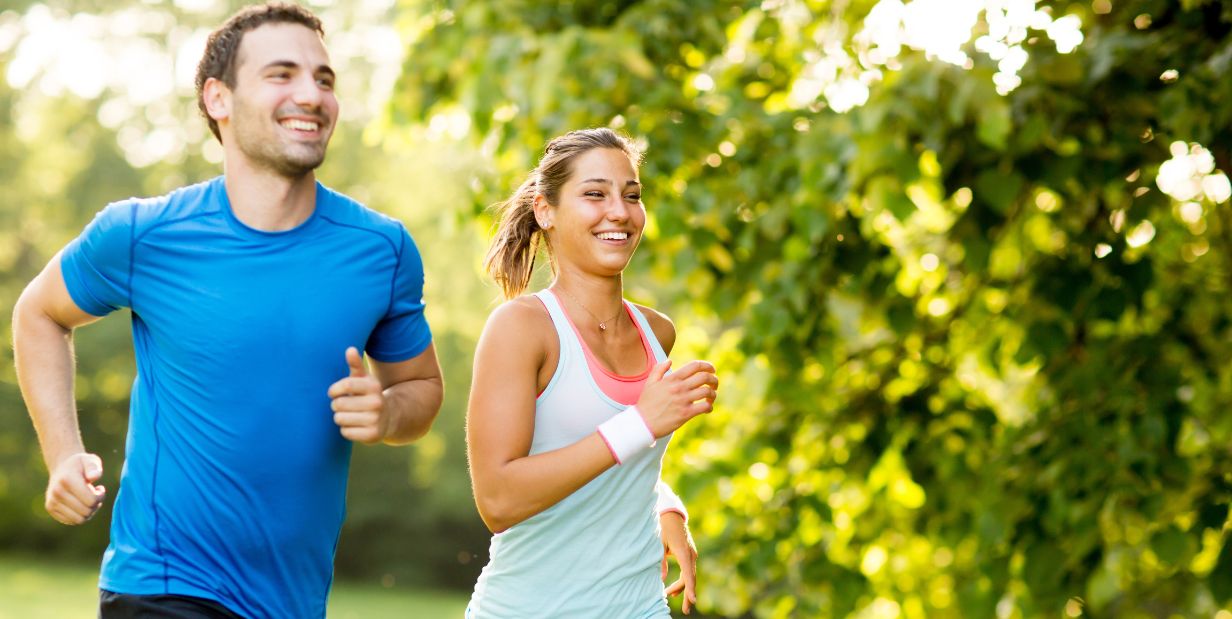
[484,176,542,300]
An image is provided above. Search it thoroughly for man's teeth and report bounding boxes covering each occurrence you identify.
[597,232,628,240]
[281,119,319,131]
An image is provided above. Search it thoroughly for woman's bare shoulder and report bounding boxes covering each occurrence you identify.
[631,302,676,354]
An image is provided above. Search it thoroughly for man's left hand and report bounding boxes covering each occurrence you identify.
[328,347,385,443]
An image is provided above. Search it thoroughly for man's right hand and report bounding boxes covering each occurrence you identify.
[45,453,106,525]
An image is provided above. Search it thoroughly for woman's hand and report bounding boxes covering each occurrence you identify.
[636,360,718,438]
[661,510,698,614]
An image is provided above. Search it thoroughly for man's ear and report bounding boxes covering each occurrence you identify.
[202,77,231,124]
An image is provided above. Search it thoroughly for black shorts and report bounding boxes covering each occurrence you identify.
[99,590,245,619]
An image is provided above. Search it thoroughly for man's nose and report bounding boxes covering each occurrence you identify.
[292,74,324,108]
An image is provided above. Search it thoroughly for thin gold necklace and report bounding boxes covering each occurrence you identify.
[556,287,623,331]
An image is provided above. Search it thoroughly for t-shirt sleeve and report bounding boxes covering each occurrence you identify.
[59,201,135,317]
[365,225,432,362]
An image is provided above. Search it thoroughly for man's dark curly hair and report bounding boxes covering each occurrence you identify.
[194,3,324,144]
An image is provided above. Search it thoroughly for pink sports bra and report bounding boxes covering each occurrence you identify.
[548,290,654,405]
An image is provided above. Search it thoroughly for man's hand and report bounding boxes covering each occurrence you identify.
[46,452,105,525]
[661,510,698,614]
[328,347,386,443]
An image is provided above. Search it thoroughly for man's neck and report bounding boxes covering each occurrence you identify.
[223,159,318,232]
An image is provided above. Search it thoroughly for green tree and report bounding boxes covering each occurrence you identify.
[393,0,1232,616]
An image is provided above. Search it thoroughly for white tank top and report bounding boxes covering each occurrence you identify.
[467,290,673,618]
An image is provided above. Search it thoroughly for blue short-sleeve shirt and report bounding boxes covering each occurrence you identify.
[60,176,431,619]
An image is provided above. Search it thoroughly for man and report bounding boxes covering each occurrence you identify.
[11,3,443,617]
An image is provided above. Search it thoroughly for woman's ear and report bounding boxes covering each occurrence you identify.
[532,193,553,230]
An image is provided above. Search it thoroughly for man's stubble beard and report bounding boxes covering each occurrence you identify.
[231,100,331,179]
[235,129,328,179]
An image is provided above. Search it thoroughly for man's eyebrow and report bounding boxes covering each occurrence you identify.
[261,60,336,78]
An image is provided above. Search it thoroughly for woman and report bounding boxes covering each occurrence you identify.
[466,128,719,618]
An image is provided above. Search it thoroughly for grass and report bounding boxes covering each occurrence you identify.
[0,554,469,619]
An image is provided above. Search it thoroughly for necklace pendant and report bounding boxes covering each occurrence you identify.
[599,322,608,331]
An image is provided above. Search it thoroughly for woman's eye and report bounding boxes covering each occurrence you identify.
[585,191,604,198]
[626,194,641,201]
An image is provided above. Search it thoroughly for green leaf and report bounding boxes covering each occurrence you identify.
[1023,541,1066,598]
[868,175,916,221]
[1210,539,1232,604]
[1015,113,1048,151]
[1018,320,1068,363]
[974,170,1024,214]
[977,99,1012,151]
[1150,525,1191,566]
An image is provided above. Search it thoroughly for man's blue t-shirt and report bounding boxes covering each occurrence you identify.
[60,176,432,618]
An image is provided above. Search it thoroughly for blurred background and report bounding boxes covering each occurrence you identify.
[1,1,1230,617]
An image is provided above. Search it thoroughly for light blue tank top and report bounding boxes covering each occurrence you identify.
[467,290,673,618]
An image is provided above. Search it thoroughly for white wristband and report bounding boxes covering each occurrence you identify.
[597,406,656,464]
[655,480,688,522]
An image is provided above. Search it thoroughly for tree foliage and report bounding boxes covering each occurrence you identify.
[393,0,1232,616]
